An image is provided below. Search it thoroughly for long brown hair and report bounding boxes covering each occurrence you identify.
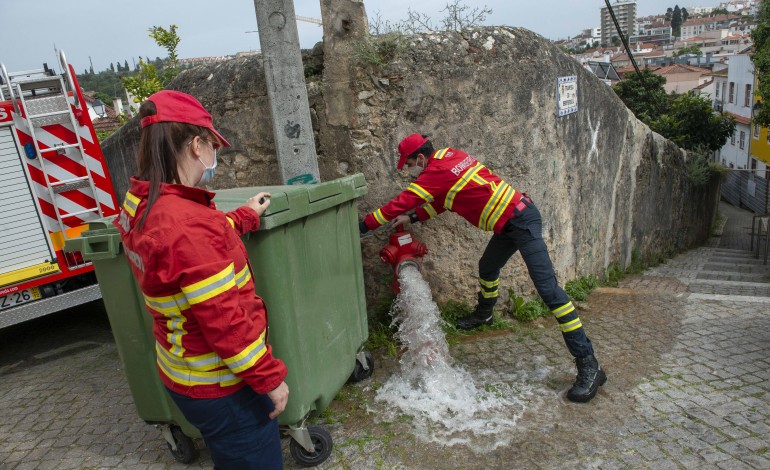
[136,100,211,229]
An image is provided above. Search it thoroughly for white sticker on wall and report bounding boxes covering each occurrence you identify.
[558,75,578,117]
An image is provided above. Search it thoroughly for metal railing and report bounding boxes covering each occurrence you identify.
[750,214,770,265]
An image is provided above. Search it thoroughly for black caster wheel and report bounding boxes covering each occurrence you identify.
[348,351,374,382]
[167,425,198,464]
[289,425,333,467]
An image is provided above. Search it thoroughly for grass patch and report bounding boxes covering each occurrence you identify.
[564,275,599,301]
[355,32,405,67]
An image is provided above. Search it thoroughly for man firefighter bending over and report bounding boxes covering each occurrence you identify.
[359,133,606,403]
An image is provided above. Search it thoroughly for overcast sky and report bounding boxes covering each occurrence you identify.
[0,1,714,74]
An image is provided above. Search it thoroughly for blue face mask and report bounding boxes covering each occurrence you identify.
[197,149,217,186]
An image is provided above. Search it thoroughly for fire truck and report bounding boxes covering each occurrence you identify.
[0,50,119,329]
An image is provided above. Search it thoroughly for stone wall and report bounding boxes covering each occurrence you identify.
[100,26,720,312]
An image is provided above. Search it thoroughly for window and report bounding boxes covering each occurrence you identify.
[750,157,757,174]
[745,84,752,107]
[731,132,736,145]
[729,82,735,103]
[766,167,770,180]
[755,124,761,139]
[739,131,746,149]
[716,83,720,98]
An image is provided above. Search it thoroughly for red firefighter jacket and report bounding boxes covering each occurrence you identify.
[114,177,287,399]
[363,148,523,234]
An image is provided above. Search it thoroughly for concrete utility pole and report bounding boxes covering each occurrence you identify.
[253,0,320,185]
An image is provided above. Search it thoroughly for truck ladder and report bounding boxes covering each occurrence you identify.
[12,60,104,242]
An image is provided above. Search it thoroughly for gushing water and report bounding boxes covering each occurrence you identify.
[375,265,552,451]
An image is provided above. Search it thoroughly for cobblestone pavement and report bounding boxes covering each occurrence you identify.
[1,200,769,469]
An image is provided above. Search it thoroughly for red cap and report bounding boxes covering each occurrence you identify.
[397,133,429,170]
[140,90,231,147]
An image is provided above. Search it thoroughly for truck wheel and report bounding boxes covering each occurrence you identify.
[167,425,197,464]
[349,351,374,382]
[289,425,333,467]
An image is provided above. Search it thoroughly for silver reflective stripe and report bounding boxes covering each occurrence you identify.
[227,342,267,371]
[156,342,224,370]
[184,271,235,301]
[157,358,237,384]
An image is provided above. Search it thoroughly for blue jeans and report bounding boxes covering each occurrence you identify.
[478,197,594,358]
[167,386,282,470]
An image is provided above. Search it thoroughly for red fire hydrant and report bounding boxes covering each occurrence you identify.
[379,225,429,294]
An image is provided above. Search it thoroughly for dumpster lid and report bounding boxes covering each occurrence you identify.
[214,174,367,230]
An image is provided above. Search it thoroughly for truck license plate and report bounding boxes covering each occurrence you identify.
[0,287,41,310]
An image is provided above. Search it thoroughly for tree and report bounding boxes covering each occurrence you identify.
[673,45,703,57]
[613,69,735,151]
[650,93,736,151]
[122,25,181,104]
[666,7,673,22]
[613,69,670,122]
[400,1,491,33]
[682,8,689,22]
[752,0,770,127]
[711,8,729,16]
[110,63,115,72]
[124,60,130,72]
[672,6,683,37]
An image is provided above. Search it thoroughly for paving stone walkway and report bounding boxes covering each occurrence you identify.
[1,200,769,469]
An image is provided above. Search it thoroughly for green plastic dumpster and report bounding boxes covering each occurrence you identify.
[65,174,371,467]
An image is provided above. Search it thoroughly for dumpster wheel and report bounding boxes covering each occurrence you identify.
[349,350,374,382]
[289,425,333,467]
[166,425,197,464]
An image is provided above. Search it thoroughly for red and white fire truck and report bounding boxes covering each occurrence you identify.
[0,50,119,328]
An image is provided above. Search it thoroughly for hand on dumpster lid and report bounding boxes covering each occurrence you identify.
[246,192,271,216]
[267,380,289,420]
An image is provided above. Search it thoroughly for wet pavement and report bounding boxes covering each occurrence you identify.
[1,200,769,469]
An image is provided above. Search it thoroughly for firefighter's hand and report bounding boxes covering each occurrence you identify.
[392,214,410,227]
[246,192,271,216]
[267,381,289,420]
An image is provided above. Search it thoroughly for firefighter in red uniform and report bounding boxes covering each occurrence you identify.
[359,133,607,402]
[115,90,288,468]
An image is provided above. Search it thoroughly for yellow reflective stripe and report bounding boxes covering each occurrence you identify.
[407,183,434,203]
[156,342,225,371]
[486,186,516,231]
[479,278,500,288]
[157,353,242,387]
[481,289,499,298]
[372,208,389,226]
[181,263,236,305]
[425,204,438,219]
[223,331,268,374]
[235,265,251,289]
[144,292,190,356]
[226,216,235,229]
[123,191,140,217]
[478,183,510,230]
[471,174,488,186]
[560,318,583,333]
[552,302,575,318]
[433,148,450,160]
[445,163,482,210]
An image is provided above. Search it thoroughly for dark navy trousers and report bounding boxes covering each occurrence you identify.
[478,197,594,358]
[167,386,282,470]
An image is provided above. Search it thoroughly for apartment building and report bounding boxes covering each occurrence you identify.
[601,1,637,46]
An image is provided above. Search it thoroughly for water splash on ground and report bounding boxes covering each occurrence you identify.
[374,265,553,451]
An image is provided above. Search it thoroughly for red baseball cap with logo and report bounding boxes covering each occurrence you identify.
[140,90,231,147]
[397,133,429,170]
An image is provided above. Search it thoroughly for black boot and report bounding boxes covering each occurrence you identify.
[567,354,607,403]
[455,304,494,330]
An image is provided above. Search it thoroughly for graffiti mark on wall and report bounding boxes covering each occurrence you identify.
[587,113,601,165]
[284,121,301,139]
[287,173,317,185]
